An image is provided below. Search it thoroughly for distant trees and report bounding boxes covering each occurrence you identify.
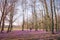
[20,0,59,33]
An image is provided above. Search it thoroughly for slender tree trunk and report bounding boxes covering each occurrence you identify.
[9,13,13,32]
[50,0,54,34]
[30,7,34,31]
[22,13,24,31]
[27,11,28,30]
[0,14,4,29]
[7,24,10,33]
[21,0,25,31]
[1,17,5,32]
[53,0,58,32]
[22,9,25,31]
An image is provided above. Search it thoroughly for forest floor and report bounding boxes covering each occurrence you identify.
[0,30,60,40]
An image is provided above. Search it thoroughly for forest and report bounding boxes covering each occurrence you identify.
[0,0,60,40]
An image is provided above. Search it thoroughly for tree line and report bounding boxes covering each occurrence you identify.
[0,0,60,34]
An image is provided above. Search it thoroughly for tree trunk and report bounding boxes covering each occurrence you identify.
[53,0,58,32]
[7,24,10,33]
[1,17,5,32]
[22,10,24,31]
[50,0,54,34]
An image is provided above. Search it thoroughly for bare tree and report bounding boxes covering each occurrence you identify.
[0,0,7,32]
[7,0,18,32]
[7,4,14,32]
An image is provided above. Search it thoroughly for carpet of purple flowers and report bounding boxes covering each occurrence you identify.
[0,30,60,40]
